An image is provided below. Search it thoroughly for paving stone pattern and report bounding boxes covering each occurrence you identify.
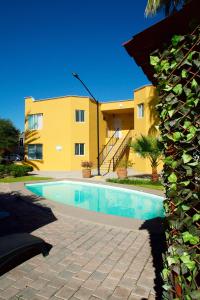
[0,184,157,299]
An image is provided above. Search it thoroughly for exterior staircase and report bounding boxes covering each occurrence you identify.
[99,129,133,175]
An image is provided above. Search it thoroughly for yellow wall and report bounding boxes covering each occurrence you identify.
[128,86,162,173]
[25,96,94,171]
[24,85,162,173]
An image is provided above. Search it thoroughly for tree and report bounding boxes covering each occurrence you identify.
[145,0,189,16]
[0,118,20,158]
[131,135,162,181]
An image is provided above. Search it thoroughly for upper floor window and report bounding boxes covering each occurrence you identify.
[28,144,43,160]
[75,143,85,155]
[75,110,85,122]
[28,114,43,130]
[137,103,144,118]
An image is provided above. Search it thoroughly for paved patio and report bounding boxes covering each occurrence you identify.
[0,182,164,300]
[30,168,143,180]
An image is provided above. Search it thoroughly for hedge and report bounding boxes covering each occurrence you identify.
[0,164,33,178]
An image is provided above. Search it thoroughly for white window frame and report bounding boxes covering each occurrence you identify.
[75,143,85,156]
[28,114,43,130]
[75,110,85,122]
[137,103,144,118]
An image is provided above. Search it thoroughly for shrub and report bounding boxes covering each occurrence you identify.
[22,165,33,173]
[0,165,5,178]
[11,165,33,177]
[0,164,34,178]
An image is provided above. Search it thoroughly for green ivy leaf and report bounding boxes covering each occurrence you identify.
[183,121,192,129]
[168,173,177,183]
[170,61,177,69]
[180,253,196,270]
[193,59,200,68]
[171,183,177,190]
[189,126,197,134]
[187,51,196,61]
[181,69,188,78]
[191,79,198,89]
[183,87,192,96]
[188,161,198,166]
[182,153,193,163]
[150,56,160,66]
[180,181,190,186]
[163,284,171,291]
[187,133,195,141]
[167,256,177,266]
[171,161,178,168]
[163,84,173,91]
[173,132,182,141]
[168,109,175,117]
[193,214,200,222]
[161,60,170,72]
[171,35,184,46]
[173,84,183,95]
[182,232,199,245]
[162,268,170,280]
[181,205,190,211]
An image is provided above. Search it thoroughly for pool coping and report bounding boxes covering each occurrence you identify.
[8,178,165,233]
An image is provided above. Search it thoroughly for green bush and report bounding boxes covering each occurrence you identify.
[0,165,5,178]
[0,164,33,178]
[9,165,33,177]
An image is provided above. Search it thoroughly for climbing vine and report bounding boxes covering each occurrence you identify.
[150,25,200,299]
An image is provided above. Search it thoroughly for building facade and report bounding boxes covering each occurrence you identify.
[24,85,161,173]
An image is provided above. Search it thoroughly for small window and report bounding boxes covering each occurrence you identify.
[75,110,85,122]
[75,143,85,155]
[19,138,23,147]
[28,114,43,130]
[28,144,43,160]
[137,103,144,118]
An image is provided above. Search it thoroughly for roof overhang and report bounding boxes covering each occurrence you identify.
[123,0,199,84]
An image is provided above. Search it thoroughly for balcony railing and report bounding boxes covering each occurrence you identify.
[98,128,119,166]
[112,130,132,171]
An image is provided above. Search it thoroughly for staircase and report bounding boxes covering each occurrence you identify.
[99,130,132,175]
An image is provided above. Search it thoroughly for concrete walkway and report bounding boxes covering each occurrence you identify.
[30,168,143,180]
[0,182,164,300]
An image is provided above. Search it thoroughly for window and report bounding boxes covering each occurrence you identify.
[75,143,84,155]
[75,110,85,122]
[28,114,43,130]
[19,138,23,147]
[28,144,43,160]
[137,103,144,118]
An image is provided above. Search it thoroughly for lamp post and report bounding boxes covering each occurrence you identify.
[72,73,101,176]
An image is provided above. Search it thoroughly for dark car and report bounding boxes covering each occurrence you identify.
[1,154,22,164]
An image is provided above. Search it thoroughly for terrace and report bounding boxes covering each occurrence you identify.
[0,181,164,300]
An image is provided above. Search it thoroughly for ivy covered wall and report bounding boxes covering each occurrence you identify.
[150,25,200,299]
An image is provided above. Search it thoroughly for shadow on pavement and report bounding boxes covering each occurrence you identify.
[0,191,57,275]
[140,217,166,300]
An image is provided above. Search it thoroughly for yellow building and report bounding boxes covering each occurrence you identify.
[24,85,160,173]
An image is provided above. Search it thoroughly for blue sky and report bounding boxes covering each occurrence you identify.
[0,0,164,131]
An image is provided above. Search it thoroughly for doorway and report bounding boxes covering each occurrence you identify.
[114,117,122,138]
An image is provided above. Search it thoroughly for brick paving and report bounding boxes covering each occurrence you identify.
[0,183,162,300]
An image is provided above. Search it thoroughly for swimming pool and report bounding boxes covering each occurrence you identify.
[26,181,164,220]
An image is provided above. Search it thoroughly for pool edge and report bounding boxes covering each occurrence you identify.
[8,179,165,233]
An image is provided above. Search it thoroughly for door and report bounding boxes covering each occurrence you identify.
[114,118,122,138]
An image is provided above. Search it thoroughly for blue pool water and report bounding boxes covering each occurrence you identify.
[26,181,164,220]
